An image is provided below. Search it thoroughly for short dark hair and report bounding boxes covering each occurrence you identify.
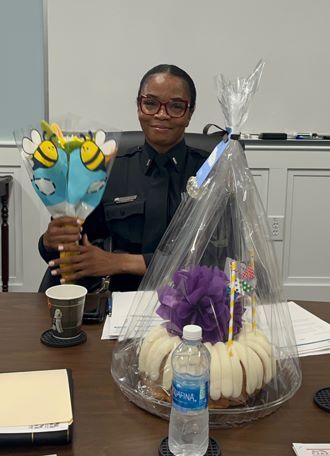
[137,64,196,112]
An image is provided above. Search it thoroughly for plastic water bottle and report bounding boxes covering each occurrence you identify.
[168,324,211,456]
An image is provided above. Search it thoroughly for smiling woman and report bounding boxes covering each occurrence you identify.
[38,64,210,293]
[137,67,194,154]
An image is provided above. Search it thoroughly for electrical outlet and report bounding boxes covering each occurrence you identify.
[268,216,284,241]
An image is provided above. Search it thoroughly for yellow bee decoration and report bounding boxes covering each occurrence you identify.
[22,129,66,200]
[80,130,116,171]
[22,129,58,169]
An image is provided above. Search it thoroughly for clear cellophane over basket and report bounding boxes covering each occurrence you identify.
[111,61,302,427]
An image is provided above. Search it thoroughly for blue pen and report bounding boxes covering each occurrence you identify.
[106,297,112,315]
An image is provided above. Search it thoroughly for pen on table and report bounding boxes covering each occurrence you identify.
[294,132,318,139]
[106,297,112,316]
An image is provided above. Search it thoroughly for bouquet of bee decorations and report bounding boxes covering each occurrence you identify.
[15,121,120,274]
[111,60,302,428]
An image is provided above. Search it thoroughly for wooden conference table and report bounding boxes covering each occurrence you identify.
[0,293,329,456]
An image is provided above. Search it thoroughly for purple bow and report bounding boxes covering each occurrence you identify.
[157,265,244,344]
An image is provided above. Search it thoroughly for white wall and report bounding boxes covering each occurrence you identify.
[48,0,330,135]
[2,0,330,294]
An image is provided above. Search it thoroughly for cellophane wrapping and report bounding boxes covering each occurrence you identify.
[111,61,302,427]
[15,119,121,280]
[15,119,120,220]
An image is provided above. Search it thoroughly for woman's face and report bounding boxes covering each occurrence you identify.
[138,73,193,154]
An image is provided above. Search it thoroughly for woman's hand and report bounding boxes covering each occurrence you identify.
[43,216,83,252]
[48,234,146,283]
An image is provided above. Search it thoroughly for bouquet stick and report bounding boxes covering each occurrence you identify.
[59,221,84,283]
[60,251,77,283]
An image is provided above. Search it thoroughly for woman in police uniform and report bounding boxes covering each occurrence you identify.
[38,64,209,292]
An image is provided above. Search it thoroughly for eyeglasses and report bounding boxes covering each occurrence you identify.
[139,95,190,118]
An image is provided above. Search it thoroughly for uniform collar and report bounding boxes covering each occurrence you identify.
[143,140,187,175]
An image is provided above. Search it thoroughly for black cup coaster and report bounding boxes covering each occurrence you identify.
[159,437,221,456]
[314,387,330,412]
[40,329,87,347]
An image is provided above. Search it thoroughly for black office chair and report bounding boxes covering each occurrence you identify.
[117,128,227,156]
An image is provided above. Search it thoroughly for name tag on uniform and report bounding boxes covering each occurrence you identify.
[114,195,138,204]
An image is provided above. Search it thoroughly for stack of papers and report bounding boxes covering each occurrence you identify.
[293,443,330,455]
[288,301,330,357]
[102,291,162,340]
[102,295,330,358]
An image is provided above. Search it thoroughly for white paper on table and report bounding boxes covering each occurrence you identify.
[288,301,330,345]
[101,290,162,340]
[288,301,330,357]
[101,314,113,340]
[0,423,69,434]
[101,295,330,357]
[297,341,330,357]
[293,443,330,455]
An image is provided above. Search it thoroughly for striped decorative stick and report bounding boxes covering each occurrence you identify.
[250,249,257,332]
[227,260,236,356]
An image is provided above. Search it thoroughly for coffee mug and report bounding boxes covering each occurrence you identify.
[46,284,87,339]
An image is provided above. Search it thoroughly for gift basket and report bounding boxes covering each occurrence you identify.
[111,61,302,427]
[15,119,120,278]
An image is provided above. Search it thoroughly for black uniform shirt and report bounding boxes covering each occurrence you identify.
[39,139,209,292]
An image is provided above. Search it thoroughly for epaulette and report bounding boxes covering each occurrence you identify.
[116,145,144,158]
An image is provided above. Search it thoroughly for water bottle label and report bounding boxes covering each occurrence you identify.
[172,379,209,412]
